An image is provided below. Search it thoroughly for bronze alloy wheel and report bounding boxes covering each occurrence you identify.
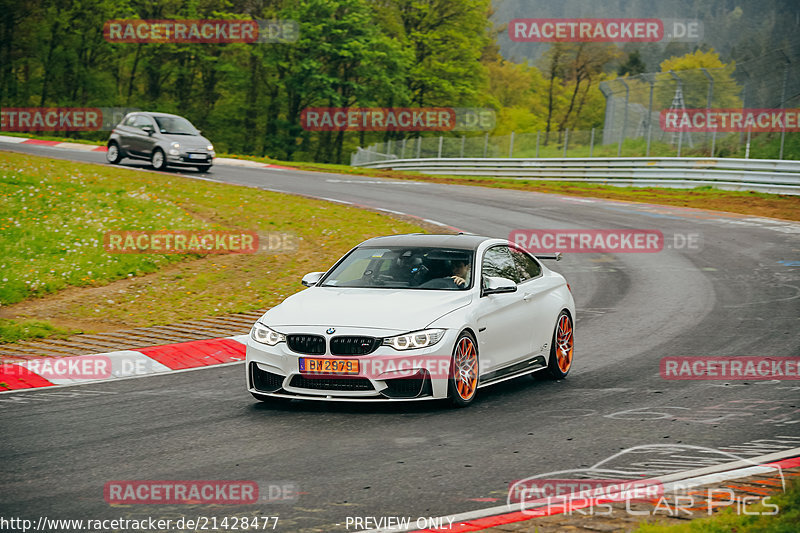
[546,310,574,379]
[449,331,479,407]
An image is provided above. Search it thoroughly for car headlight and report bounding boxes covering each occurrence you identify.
[169,142,180,156]
[251,322,286,346]
[383,329,445,350]
[207,145,214,151]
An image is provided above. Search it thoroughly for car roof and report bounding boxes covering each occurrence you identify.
[128,112,185,119]
[359,233,494,250]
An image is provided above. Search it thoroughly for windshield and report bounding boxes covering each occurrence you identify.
[153,116,199,135]
[321,246,474,290]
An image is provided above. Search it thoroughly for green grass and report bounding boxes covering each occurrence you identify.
[0,151,427,343]
[0,154,211,305]
[634,479,799,532]
[0,318,76,343]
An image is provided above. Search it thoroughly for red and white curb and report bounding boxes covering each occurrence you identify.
[359,449,800,533]
[0,135,295,170]
[0,134,107,151]
[0,335,248,392]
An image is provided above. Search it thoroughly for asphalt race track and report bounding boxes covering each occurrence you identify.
[2,144,799,532]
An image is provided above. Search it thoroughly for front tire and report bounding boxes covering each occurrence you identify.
[151,148,166,170]
[106,142,123,164]
[448,331,479,407]
[545,311,574,379]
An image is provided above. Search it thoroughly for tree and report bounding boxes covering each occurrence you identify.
[657,48,742,109]
[618,50,647,77]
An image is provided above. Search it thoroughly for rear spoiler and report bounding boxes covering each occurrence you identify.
[535,252,562,261]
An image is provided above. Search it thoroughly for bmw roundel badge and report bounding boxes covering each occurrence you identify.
[326,328,336,335]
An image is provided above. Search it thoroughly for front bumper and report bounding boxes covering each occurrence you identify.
[245,327,458,401]
[167,151,214,166]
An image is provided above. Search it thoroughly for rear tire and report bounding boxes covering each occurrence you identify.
[106,142,123,164]
[545,310,574,379]
[448,331,479,407]
[151,148,166,170]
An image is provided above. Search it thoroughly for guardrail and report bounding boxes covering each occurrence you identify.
[351,152,800,195]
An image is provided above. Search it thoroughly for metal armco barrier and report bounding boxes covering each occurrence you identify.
[352,153,800,195]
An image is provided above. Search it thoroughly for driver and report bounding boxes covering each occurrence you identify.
[449,258,471,287]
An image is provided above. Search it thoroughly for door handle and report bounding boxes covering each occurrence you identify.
[523,293,534,301]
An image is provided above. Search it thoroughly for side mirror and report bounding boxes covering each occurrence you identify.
[482,276,517,296]
[142,125,154,135]
[301,272,325,287]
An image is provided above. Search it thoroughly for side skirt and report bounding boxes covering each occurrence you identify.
[478,355,547,388]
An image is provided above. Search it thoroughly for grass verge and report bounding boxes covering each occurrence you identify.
[0,151,427,343]
[0,318,77,343]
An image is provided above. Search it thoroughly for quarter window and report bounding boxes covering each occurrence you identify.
[510,247,542,282]
[133,115,153,130]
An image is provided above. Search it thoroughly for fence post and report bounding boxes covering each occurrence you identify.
[483,132,489,158]
[677,129,682,157]
[701,68,714,151]
[387,139,392,157]
[779,54,791,160]
[711,131,716,158]
[460,135,465,158]
[646,74,655,157]
[563,129,569,157]
[437,136,443,158]
[535,131,540,158]
[416,136,421,159]
[509,131,515,158]
[618,79,629,157]
[590,128,595,157]
[401,138,407,159]
[745,129,751,159]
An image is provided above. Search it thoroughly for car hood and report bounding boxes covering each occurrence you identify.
[262,287,472,332]
[160,134,211,148]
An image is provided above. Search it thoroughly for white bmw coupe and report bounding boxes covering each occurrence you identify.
[246,233,575,407]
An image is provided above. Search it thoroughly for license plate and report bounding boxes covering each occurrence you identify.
[299,358,359,374]
[189,153,206,159]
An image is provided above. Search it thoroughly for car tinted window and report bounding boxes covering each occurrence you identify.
[124,115,137,126]
[320,247,473,290]
[154,116,198,135]
[482,246,521,283]
[510,246,541,282]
